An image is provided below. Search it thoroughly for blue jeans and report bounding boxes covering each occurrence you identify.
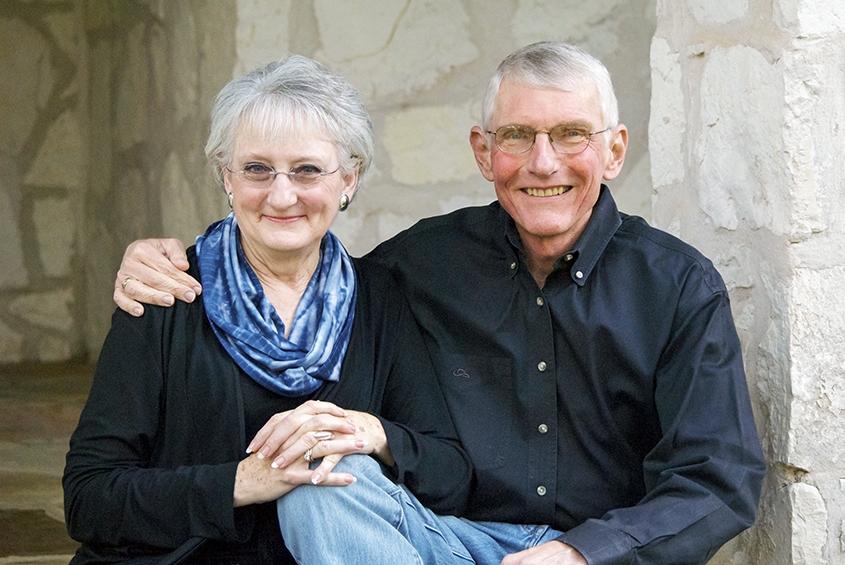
[276,454,564,564]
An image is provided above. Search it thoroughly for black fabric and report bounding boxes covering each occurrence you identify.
[64,253,472,564]
[368,186,766,564]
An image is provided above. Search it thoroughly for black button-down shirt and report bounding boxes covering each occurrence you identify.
[368,186,765,564]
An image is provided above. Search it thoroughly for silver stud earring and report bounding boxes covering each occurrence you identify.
[339,193,350,212]
[227,192,234,210]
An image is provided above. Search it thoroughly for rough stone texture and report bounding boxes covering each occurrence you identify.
[382,103,479,185]
[788,267,845,470]
[0,187,27,289]
[0,17,50,156]
[0,320,24,365]
[687,0,748,24]
[235,0,290,75]
[790,482,829,564]
[32,197,75,279]
[315,0,479,101]
[697,46,785,233]
[23,110,85,190]
[777,0,845,36]
[9,289,74,333]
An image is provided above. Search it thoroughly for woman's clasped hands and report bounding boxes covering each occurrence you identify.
[233,400,390,507]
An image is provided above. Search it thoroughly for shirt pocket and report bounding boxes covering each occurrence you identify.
[437,353,514,470]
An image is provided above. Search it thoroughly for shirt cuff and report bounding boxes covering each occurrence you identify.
[557,519,638,565]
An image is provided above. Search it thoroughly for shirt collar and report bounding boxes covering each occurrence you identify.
[499,185,622,285]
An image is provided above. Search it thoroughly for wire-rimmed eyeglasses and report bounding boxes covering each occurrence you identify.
[486,124,611,155]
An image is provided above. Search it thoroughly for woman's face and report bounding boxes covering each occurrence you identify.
[223,126,357,264]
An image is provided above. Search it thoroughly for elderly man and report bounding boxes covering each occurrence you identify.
[113,42,765,564]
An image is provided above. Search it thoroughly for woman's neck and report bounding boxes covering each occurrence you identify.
[240,238,321,336]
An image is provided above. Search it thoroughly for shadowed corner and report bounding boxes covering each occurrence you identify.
[0,363,93,564]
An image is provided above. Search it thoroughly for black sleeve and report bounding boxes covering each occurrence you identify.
[370,273,474,515]
[558,268,766,565]
[63,308,247,548]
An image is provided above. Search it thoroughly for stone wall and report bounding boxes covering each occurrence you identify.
[650,1,845,563]
[0,1,87,364]
[0,0,656,364]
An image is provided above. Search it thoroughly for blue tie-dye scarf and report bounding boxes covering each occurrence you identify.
[195,213,356,396]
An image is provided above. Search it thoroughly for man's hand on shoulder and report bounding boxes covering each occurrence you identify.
[501,540,588,565]
[114,238,201,316]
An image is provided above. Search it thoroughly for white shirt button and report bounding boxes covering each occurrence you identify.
[575,270,584,279]
[510,262,517,270]
[537,361,547,372]
[538,424,549,434]
[536,297,544,306]
[536,485,547,496]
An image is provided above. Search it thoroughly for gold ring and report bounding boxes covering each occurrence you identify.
[303,447,314,463]
[120,277,133,290]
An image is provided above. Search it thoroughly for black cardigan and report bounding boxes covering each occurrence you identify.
[63,252,472,563]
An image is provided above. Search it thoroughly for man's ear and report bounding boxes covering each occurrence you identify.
[602,124,628,181]
[469,126,495,182]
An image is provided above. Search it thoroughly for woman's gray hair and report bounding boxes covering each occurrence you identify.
[481,41,619,131]
[205,55,374,189]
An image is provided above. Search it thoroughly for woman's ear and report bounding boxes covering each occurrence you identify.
[469,126,495,182]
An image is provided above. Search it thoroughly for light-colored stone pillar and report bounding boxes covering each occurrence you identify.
[650,1,845,563]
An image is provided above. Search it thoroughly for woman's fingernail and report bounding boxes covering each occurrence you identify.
[163,295,175,306]
[311,473,323,484]
[314,431,333,441]
[185,291,196,302]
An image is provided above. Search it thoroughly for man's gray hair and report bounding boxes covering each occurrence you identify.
[205,55,374,188]
[481,41,619,130]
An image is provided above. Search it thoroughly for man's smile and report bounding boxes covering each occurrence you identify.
[523,185,573,197]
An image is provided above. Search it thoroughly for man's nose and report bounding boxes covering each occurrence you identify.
[526,132,559,176]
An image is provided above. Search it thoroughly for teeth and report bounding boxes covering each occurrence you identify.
[524,186,571,197]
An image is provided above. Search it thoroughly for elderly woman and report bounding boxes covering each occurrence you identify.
[63,56,472,564]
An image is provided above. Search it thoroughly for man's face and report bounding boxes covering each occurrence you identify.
[471,80,627,255]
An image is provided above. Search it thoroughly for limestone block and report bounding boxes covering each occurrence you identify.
[512,0,623,54]
[382,103,478,186]
[0,183,27,288]
[649,37,685,189]
[781,44,840,239]
[23,111,84,190]
[687,0,747,24]
[314,0,478,100]
[777,0,845,36]
[8,289,74,333]
[789,482,828,564]
[788,266,845,470]
[116,23,152,151]
[169,4,200,123]
[756,272,791,462]
[32,197,75,278]
[37,335,74,363]
[235,0,291,75]
[0,319,24,364]
[44,12,82,70]
[0,18,51,155]
[696,46,786,233]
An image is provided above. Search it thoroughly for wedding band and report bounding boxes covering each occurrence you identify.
[120,277,133,290]
[304,447,314,463]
